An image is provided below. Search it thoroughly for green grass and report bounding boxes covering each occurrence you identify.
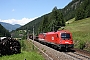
[64,17,90,50]
[66,18,75,24]
[0,40,45,60]
[0,51,44,60]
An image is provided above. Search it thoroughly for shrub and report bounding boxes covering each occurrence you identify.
[78,40,85,50]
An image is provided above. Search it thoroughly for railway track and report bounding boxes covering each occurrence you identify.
[29,39,90,60]
[64,52,90,60]
[28,39,53,60]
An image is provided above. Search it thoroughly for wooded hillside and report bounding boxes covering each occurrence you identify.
[16,0,90,35]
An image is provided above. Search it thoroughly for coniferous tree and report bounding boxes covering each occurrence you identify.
[38,6,65,33]
[51,6,65,31]
[75,0,90,20]
[38,15,49,33]
[75,8,85,20]
[85,5,90,18]
[42,15,49,32]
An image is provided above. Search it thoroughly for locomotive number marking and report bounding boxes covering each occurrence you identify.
[52,37,54,40]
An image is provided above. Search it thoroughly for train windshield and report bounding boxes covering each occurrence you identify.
[61,33,71,39]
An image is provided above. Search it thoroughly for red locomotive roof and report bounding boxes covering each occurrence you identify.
[46,30,71,34]
[46,32,55,34]
[57,30,71,33]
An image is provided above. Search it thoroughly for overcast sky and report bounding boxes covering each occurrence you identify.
[0,0,72,25]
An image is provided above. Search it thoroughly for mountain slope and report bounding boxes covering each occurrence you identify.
[16,15,45,33]
[0,24,11,37]
[16,0,87,34]
[0,22,21,31]
[61,0,84,20]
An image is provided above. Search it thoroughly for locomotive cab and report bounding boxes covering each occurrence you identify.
[57,30,74,49]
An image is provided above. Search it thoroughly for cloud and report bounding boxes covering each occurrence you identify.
[0,17,38,25]
[12,9,15,12]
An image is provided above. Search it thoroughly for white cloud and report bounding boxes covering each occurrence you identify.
[0,17,38,25]
[12,9,15,12]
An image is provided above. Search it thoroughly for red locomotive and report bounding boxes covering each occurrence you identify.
[38,30,74,50]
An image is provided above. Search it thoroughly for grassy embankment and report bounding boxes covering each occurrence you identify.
[63,17,90,51]
[0,40,45,60]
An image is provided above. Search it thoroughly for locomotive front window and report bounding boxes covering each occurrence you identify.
[61,33,71,39]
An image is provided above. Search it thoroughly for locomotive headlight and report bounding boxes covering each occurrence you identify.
[65,42,69,43]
